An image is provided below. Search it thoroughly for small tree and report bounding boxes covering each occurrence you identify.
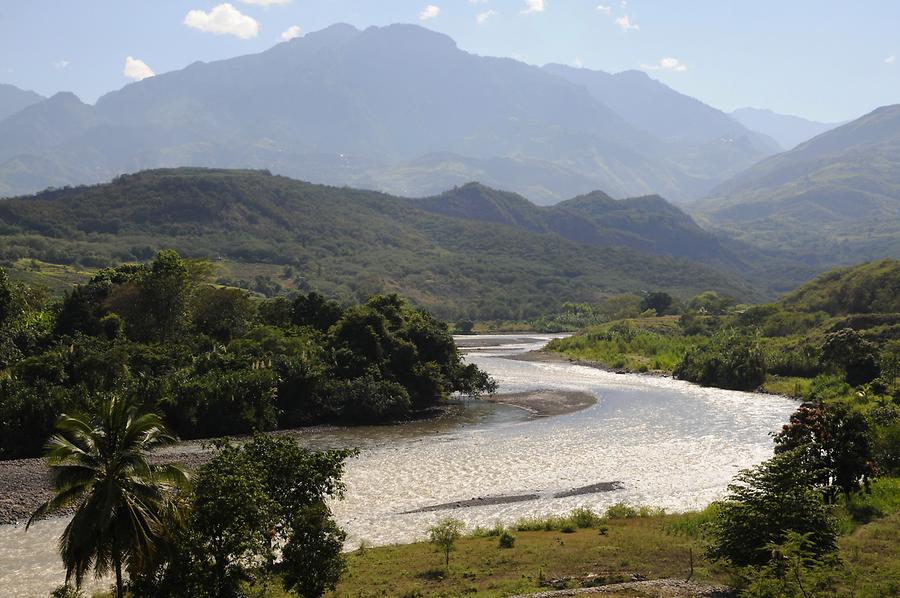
[280,505,347,598]
[707,448,838,567]
[774,402,876,502]
[429,518,464,568]
[820,328,880,387]
[640,291,674,316]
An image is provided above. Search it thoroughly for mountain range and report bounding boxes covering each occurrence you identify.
[0,83,44,122]
[0,168,762,319]
[695,104,900,266]
[0,23,778,204]
[730,107,844,151]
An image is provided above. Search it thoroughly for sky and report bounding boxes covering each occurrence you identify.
[0,1,897,123]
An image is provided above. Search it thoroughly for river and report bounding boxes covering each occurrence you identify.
[0,334,797,597]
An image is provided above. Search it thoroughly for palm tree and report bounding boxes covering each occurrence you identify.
[28,395,187,598]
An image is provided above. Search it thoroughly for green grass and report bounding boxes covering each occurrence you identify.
[544,317,701,373]
[327,513,725,598]
[760,375,814,398]
[87,487,900,597]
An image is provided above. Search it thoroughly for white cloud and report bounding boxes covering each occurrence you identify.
[641,57,688,72]
[184,3,259,39]
[521,0,544,14]
[53,60,70,69]
[123,56,155,81]
[241,0,291,5]
[476,9,497,24]
[596,5,611,14]
[615,14,639,31]
[574,57,584,68]
[419,5,440,20]
[886,55,897,64]
[280,25,301,41]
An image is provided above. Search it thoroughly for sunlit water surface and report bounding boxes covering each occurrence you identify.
[0,334,796,597]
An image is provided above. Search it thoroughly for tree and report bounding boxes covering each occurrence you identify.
[687,291,735,315]
[280,505,347,598]
[820,328,880,387]
[27,395,187,598]
[774,402,876,502]
[292,292,344,332]
[192,286,255,342]
[135,436,354,598]
[455,319,475,334]
[640,291,674,316]
[189,444,277,597]
[707,449,838,568]
[138,250,195,342]
[429,518,464,568]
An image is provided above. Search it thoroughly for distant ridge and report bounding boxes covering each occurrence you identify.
[0,83,44,123]
[730,107,845,150]
[696,104,900,267]
[0,24,774,204]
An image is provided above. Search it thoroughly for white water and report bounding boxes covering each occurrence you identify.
[0,334,797,597]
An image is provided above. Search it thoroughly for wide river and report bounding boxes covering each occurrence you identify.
[0,334,797,597]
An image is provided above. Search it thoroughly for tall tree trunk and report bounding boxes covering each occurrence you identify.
[114,545,124,598]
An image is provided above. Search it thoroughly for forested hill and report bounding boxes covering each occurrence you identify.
[0,168,758,319]
[418,183,742,271]
[778,258,900,316]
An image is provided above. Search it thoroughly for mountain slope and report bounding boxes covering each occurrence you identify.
[0,168,759,319]
[0,83,44,123]
[0,24,777,204]
[695,105,900,266]
[730,107,844,150]
[418,182,741,270]
[542,64,780,194]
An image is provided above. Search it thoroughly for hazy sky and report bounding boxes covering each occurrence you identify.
[1,1,897,122]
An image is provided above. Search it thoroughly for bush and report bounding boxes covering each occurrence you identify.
[498,530,516,548]
[707,449,839,567]
[675,329,766,390]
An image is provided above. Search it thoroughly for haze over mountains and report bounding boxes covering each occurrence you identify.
[0,23,780,203]
[0,84,44,123]
[730,107,844,150]
[696,104,900,266]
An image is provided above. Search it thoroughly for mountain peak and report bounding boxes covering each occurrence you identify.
[358,23,458,53]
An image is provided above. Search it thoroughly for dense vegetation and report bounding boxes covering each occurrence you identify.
[548,259,900,391]
[0,250,494,459]
[0,168,761,321]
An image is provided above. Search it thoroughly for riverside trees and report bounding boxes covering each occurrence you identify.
[0,251,496,459]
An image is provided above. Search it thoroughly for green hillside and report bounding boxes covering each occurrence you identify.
[418,183,739,268]
[778,258,900,315]
[0,168,757,320]
[695,105,900,267]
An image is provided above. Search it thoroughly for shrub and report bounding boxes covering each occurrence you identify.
[675,329,766,390]
[429,518,464,568]
[707,449,839,567]
[498,530,516,548]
